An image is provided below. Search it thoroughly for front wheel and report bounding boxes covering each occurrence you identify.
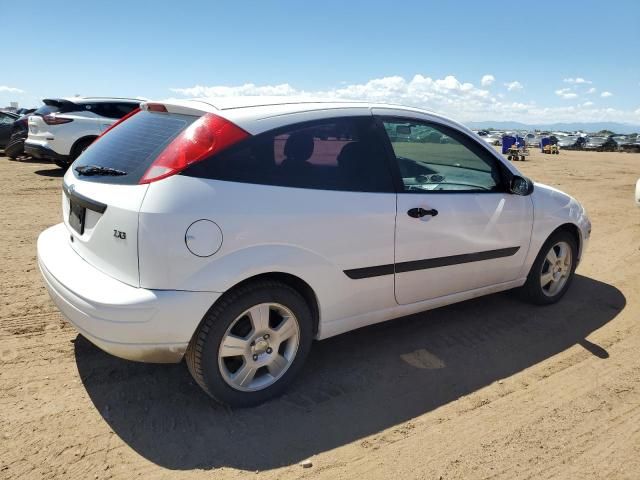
[519,231,577,305]
[185,281,313,407]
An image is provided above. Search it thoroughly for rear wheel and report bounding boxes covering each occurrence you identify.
[520,231,577,305]
[185,280,313,407]
[69,138,95,163]
[4,138,24,159]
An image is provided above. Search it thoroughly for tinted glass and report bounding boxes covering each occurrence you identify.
[34,105,61,116]
[185,117,393,193]
[73,110,196,185]
[87,102,139,119]
[382,119,504,193]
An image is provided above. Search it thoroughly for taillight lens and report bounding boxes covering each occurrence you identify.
[97,107,140,139]
[43,115,73,125]
[139,113,249,184]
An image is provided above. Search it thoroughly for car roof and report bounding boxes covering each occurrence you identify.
[162,95,442,114]
[153,96,479,141]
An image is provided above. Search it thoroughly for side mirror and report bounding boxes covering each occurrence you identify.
[509,175,534,196]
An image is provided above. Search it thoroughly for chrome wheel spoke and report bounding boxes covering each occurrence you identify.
[267,354,288,378]
[218,302,301,392]
[247,304,270,332]
[233,363,257,388]
[274,315,297,343]
[557,243,568,262]
[219,334,249,357]
[540,241,573,297]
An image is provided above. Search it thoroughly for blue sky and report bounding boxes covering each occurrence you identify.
[3,0,639,124]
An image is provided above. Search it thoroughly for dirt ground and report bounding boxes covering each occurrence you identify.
[1,147,639,480]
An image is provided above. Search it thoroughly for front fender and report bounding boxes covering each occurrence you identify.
[523,183,591,275]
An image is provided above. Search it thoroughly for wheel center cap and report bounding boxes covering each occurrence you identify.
[252,338,269,355]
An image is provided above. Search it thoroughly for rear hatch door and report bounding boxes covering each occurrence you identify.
[62,109,199,286]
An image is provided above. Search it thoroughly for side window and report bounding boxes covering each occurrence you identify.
[113,103,139,118]
[186,117,394,193]
[90,103,139,119]
[381,119,504,193]
[0,114,14,124]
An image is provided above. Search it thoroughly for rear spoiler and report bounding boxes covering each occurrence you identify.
[41,98,79,114]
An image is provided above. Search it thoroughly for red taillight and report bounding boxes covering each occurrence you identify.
[43,114,73,125]
[97,107,140,139]
[139,113,249,184]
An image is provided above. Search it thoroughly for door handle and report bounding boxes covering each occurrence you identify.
[407,207,438,218]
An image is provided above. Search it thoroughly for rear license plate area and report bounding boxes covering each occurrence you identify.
[69,200,86,235]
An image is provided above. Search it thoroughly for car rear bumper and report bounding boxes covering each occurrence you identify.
[25,141,70,163]
[37,223,219,363]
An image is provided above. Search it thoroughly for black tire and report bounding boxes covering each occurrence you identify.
[185,280,313,407]
[519,230,578,305]
[69,137,95,162]
[4,138,24,159]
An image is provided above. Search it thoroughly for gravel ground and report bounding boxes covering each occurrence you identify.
[1,148,639,479]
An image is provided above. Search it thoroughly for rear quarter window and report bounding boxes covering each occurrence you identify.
[184,117,394,193]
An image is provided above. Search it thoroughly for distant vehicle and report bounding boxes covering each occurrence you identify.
[0,111,19,148]
[525,133,540,146]
[5,113,34,159]
[584,137,608,150]
[37,97,590,406]
[25,97,141,168]
[557,136,580,149]
[483,133,502,146]
[611,135,637,151]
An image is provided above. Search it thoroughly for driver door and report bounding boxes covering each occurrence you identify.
[374,112,533,305]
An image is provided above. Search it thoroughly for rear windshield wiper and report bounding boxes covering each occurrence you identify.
[75,165,127,176]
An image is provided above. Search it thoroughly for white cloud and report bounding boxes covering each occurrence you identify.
[555,88,578,99]
[564,77,592,84]
[170,83,297,97]
[504,81,523,91]
[586,87,597,94]
[601,91,613,98]
[0,86,25,94]
[169,74,640,123]
[480,74,495,87]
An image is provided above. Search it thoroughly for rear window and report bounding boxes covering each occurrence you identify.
[72,110,197,185]
[34,105,61,116]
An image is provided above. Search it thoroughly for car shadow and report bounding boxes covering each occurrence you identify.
[75,274,625,471]
[34,168,65,177]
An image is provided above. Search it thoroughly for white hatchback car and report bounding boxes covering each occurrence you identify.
[37,97,591,406]
[25,97,140,168]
